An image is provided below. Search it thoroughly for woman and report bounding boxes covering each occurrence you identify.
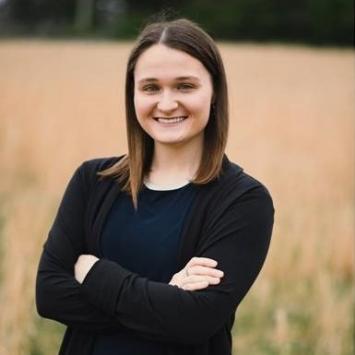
[36,18,274,355]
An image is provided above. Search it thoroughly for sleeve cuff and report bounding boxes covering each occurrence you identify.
[80,258,132,316]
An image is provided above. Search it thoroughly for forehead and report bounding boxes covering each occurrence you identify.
[134,44,210,82]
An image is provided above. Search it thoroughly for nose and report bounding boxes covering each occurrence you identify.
[156,91,178,112]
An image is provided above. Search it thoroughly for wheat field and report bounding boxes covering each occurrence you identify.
[0,40,353,355]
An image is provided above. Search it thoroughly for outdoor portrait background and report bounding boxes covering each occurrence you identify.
[0,1,354,354]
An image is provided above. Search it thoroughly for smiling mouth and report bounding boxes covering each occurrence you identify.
[154,116,188,124]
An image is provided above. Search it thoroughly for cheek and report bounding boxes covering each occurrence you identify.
[134,94,154,118]
[186,92,212,117]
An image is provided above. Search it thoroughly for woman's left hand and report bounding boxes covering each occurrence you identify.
[74,254,99,284]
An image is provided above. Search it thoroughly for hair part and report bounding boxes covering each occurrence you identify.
[98,17,229,209]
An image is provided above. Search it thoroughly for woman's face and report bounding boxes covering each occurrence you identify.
[133,44,214,148]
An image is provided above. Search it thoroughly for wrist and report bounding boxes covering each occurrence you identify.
[75,254,99,284]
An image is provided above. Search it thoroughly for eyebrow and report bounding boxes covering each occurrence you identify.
[137,76,201,84]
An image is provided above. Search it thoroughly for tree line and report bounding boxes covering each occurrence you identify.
[0,0,353,46]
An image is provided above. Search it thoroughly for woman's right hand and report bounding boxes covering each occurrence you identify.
[168,257,224,291]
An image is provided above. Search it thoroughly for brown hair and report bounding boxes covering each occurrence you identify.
[99,17,229,208]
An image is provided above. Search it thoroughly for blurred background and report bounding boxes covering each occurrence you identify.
[0,1,354,354]
[0,0,353,45]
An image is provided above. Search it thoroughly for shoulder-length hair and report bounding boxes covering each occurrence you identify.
[99,18,229,209]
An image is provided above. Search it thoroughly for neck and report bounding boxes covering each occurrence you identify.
[148,137,203,185]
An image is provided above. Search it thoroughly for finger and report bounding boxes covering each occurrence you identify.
[181,281,209,291]
[189,265,224,278]
[186,257,218,268]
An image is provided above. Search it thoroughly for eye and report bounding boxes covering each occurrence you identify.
[177,83,195,91]
[142,84,160,93]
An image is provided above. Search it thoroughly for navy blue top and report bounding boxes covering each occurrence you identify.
[92,182,198,354]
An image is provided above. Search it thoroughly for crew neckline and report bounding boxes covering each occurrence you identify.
[143,179,191,191]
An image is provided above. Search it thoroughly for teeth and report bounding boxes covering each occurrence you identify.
[156,116,187,124]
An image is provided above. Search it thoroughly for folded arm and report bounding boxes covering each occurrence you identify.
[35,163,119,332]
[79,186,275,344]
[36,161,274,343]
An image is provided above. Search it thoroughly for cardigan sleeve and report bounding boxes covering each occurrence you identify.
[35,162,120,332]
[79,184,275,344]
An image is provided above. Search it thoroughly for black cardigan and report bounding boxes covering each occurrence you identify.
[35,155,275,355]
